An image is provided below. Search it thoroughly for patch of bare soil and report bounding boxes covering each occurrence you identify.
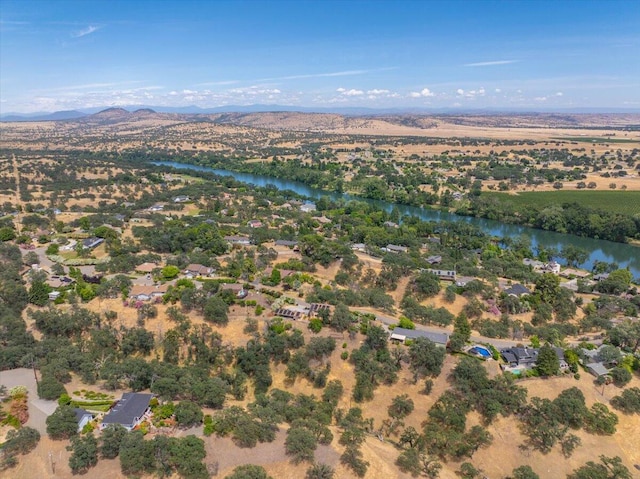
[471,374,640,478]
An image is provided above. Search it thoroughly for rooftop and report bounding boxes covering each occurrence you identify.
[102,393,153,427]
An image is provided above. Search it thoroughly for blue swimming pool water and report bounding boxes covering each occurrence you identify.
[470,346,492,358]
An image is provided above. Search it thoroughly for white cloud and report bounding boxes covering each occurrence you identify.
[456,89,465,95]
[534,96,548,102]
[464,60,519,67]
[409,87,435,98]
[556,92,564,96]
[72,25,101,38]
[495,88,502,93]
[336,87,346,93]
[367,89,389,95]
[344,89,364,96]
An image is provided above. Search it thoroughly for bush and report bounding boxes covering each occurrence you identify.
[174,401,203,428]
[341,351,349,360]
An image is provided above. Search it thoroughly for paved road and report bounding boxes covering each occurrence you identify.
[352,307,600,350]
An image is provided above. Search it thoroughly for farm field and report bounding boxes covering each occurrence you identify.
[482,190,640,216]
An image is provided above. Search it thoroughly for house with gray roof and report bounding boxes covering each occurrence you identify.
[100,393,153,431]
[503,284,531,297]
[389,327,449,348]
[74,408,93,432]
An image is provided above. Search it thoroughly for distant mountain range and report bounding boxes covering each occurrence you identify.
[2,104,640,121]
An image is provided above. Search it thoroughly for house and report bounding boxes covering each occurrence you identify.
[46,275,75,289]
[560,268,590,279]
[383,244,408,254]
[455,276,475,287]
[504,284,531,297]
[275,239,298,248]
[424,269,457,281]
[247,220,263,228]
[275,308,303,320]
[351,243,366,252]
[100,393,153,431]
[308,303,331,316]
[184,263,214,278]
[587,363,610,378]
[546,261,561,274]
[553,347,569,370]
[300,202,317,213]
[593,273,610,281]
[148,204,165,212]
[48,291,61,301]
[74,408,93,432]
[426,255,442,265]
[224,235,251,246]
[129,284,168,301]
[220,283,248,298]
[173,195,190,203]
[500,347,539,368]
[82,237,104,250]
[135,262,158,274]
[383,221,399,228]
[501,346,567,371]
[523,258,545,270]
[389,327,449,348]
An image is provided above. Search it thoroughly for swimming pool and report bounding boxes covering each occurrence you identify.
[469,346,492,358]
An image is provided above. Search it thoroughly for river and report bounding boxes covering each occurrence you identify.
[152,161,640,280]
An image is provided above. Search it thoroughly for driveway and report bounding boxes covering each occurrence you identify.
[0,368,58,434]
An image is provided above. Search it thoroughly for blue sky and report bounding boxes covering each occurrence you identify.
[1,0,639,113]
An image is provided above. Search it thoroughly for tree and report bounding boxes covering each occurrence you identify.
[561,245,588,267]
[585,403,618,435]
[46,405,79,439]
[225,464,273,479]
[68,433,98,475]
[285,426,318,464]
[28,280,50,306]
[535,343,559,376]
[568,455,631,479]
[37,373,67,400]
[609,367,632,387]
[168,434,208,479]
[510,465,540,479]
[0,226,16,241]
[553,387,588,429]
[534,273,560,305]
[3,426,40,454]
[408,337,446,380]
[203,295,229,325]
[449,312,471,351]
[413,271,441,298]
[161,265,180,280]
[330,303,352,332]
[305,462,335,479]
[175,400,204,428]
[100,424,127,459]
[119,431,155,476]
[610,387,640,414]
[388,394,415,420]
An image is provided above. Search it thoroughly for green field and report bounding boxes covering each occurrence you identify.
[482,190,640,216]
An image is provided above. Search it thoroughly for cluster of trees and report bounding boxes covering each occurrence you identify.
[462,198,639,243]
[520,387,618,456]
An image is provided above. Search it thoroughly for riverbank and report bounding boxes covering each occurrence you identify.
[151,161,640,280]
